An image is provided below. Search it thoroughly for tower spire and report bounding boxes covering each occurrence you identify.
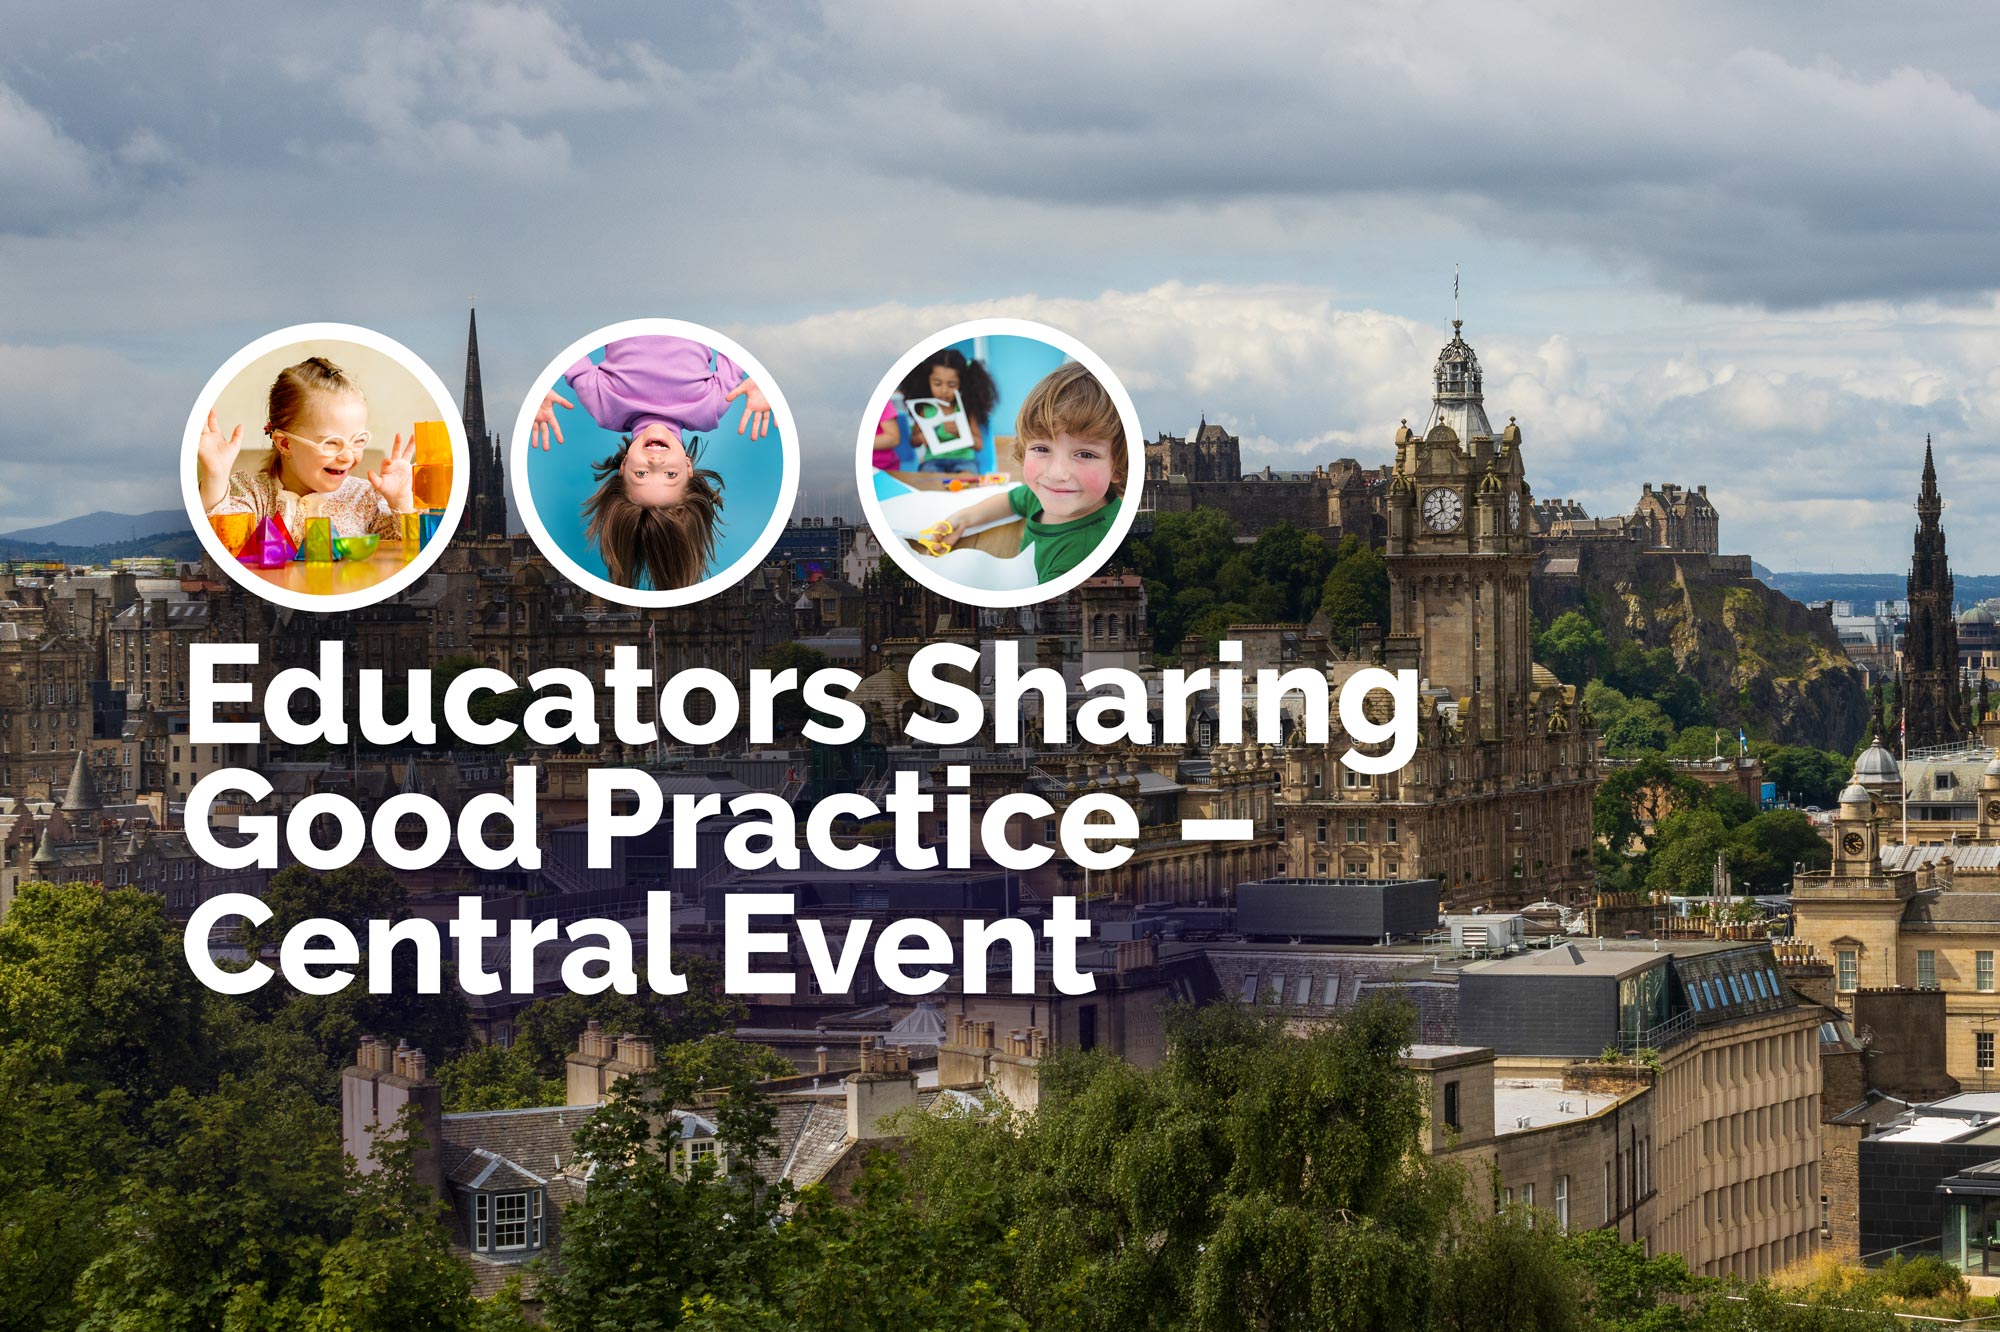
[1905,436,1963,748]
[463,304,487,450]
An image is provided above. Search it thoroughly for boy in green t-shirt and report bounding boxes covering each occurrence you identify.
[931,362,1125,584]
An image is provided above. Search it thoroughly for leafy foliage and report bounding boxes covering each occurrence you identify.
[1124,510,1385,655]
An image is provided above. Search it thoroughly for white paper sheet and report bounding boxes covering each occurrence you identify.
[877,483,1022,541]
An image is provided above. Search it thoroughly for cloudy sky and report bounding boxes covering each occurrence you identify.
[7,0,2000,572]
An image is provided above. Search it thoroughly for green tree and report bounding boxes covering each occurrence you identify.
[1761,746,1851,808]
[244,864,410,952]
[1429,1210,1589,1332]
[0,1046,131,1331]
[896,1001,1481,1332]
[1644,809,1733,896]
[535,1042,792,1329]
[1560,1228,1707,1331]
[1246,524,1337,623]
[1320,536,1391,641]
[0,881,216,1106]
[436,1042,563,1114]
[73,1087,481,1330]
[1593,756,1708,857]
[1601,698,1674,755]
[682,1154,1026,1332]
[1730,810,1831,893]
[1536,611,1608,685]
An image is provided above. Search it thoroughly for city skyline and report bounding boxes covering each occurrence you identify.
[7,3,2000,569]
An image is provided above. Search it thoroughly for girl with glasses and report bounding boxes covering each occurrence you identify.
[198,355,417,542]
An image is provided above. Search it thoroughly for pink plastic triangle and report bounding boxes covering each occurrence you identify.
[239,515,298,567]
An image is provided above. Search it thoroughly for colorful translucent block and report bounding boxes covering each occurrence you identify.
[420,511,444,545]
[239,515,297,567]
[300,516,335,564]
[412,420,455,510]
[398,512,423,558]
[413,420,452,465]
[413,463,454,510]
[333,534,380,561]
[208,512,253,555]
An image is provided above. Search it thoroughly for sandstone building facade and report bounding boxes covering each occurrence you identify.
[1276,322,1598,908]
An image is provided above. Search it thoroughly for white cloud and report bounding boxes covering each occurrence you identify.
[0,82,108,230]
[729,283,2000,572]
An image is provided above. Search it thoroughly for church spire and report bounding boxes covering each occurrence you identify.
[463,305,487,450]
[459,304,507,537]
[1905,435,1964,749]
[1919,433,1942,521]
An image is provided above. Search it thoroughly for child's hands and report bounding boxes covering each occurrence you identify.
[916,519,959,557]
[368,431,419,513]
[533,390,572,450]
[726,378,773,441]
[196,409,244,508]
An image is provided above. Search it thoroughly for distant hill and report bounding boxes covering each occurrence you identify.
[0,509,188,545]
[1759,571,2000,607]
[0,531,206,565]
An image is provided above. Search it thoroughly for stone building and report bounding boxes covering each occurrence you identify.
[1630,483,1719,555]
[1790,752,2000,1089]
[1904,439,1967,750]
[1144,417,1241,483]
[1278,320,1598,909]
[343,1023,975,1300]
[1452,939,1823,1279]
[1143,417,1387,540]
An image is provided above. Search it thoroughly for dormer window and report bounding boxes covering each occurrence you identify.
[472,1189,544,1254]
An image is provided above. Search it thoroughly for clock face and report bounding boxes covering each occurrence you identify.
[1842,832,1866,855]
[1508,491,1523,531]
[1986,800,2000,821]
[1421,487,1463,533]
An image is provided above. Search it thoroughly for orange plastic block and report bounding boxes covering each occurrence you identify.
[208,512,253,555]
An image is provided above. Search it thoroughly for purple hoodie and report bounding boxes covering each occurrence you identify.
[564,336,745,440]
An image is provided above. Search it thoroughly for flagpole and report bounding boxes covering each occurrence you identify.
[1902,709,1909,845]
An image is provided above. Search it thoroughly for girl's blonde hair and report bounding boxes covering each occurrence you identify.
[1012,362,1127,497]
[264,356,363,477]
[582,437,725,589]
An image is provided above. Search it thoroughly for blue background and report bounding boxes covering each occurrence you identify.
[526,348,788,586]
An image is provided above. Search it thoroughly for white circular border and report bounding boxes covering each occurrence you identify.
[509,318,801,608]
[181,322,470,614]
[853,318,1144,609]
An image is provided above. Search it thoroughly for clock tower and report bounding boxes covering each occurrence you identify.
[1384,320,1534,742]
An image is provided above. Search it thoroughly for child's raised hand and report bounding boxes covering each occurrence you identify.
[368,431,418,512]
[533,390,572,450]
[726,378,773,441]
[197,409,244,481]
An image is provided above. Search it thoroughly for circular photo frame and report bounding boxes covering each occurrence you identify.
[854,318,1143,609]
[181,322,469,613]
[510,318,800,608]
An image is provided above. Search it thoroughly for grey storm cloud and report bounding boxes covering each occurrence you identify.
[8,1,2000,307]
[3,1,2000,572]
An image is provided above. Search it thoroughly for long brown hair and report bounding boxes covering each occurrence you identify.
[264,356,362,477]
[582,437,725,589]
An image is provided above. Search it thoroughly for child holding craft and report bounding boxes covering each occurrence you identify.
[925,362,1125,583]
[197,356,417,539]
[897,348,997,472]
[530,335,773,589]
